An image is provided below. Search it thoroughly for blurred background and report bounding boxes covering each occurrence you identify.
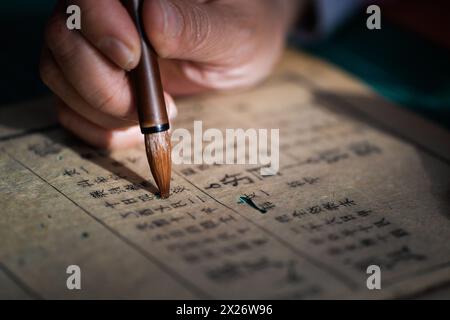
[1,0,449,127]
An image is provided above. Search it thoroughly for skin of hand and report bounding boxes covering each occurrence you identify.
[40,0,301,149]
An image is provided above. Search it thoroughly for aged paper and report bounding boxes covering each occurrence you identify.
[1,51,449,299]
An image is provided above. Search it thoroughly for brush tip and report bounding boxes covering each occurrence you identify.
[144,131,171,198]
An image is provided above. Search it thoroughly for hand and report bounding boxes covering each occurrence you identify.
[40,0,301,149]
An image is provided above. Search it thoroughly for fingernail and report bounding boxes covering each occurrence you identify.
[98,37,136,70]
[158,0,183,37]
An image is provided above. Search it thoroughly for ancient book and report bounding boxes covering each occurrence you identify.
[1,51,449,299]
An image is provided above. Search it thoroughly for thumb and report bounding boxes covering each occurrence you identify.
[142,0,254,63]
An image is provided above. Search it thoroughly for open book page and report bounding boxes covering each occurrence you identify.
[1,50,449,299]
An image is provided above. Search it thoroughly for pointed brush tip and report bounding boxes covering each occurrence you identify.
[159,189,170,199]
[144,131,172,199]
[155,172,171,199]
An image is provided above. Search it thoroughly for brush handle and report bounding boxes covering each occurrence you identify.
[122,0,169,134]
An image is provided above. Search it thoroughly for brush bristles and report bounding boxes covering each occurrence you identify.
[144,131,172,198]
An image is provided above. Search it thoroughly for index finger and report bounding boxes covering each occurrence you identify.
[70,0,141,70]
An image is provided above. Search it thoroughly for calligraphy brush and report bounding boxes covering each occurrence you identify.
[122,0,171,198]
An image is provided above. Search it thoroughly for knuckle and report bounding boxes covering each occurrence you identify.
[45,14,77,63]
[89,76,127,115]
[39,59,58,89]
[90,89,116,114]
[56,106,70,128]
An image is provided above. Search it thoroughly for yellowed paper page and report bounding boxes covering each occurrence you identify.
[1,51,449,299]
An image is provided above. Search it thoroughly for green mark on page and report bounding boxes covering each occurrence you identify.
[237,196,267,214]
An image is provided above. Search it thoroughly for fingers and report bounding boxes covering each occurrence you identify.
[40,44,178,131]
[56,102,143,150]
[41,44,178,141]
[56,97,177,150]
[40,47,178,128]
[70,0,141,70]
[45,3,136,119]
[40,47,138,129]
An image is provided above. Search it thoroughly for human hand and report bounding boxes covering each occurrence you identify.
[40,0,301,149]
